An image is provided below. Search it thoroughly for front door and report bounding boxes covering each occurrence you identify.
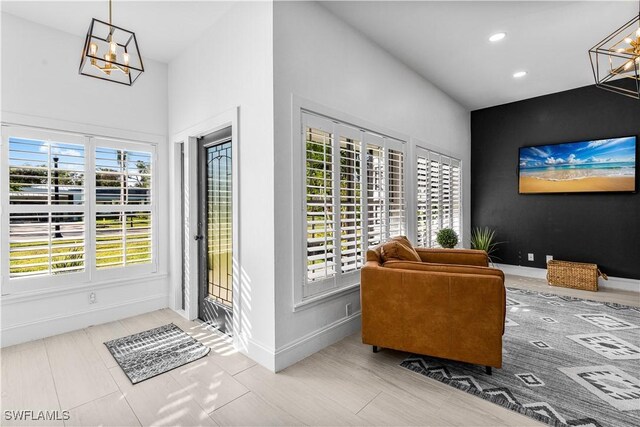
[197,128,233,334]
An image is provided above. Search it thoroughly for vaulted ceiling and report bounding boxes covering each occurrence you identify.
[320,1,639,109]
[3,1,638,109]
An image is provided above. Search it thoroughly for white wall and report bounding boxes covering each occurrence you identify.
[168,2,276,369]
[1,13,167,137]
[273,1,471,370]
[1,13,170,346]
[1,1,471,371]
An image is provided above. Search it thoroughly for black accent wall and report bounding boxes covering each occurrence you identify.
[471,85,640,280]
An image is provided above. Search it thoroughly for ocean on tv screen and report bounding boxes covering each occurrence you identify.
[518,136,636,193]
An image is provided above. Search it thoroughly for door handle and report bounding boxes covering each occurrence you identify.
[194,234,204,241]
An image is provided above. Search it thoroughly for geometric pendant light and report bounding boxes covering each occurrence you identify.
[79,0,144,86]
[589,1,640,99]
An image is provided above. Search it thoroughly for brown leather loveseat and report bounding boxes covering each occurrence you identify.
[361,237,506,373]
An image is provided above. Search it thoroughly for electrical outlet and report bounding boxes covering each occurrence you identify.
[527,253,534,262]
[89,292,96,304]
[345,303,353,317]
[546,255,553,263]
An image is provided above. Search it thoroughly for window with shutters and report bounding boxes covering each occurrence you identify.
[6,133,87,280]
[415,147,462,248]
[302,112,405,298]
[1,126,156,292]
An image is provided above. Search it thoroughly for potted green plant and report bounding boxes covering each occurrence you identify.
[436,228,458,249]
[470,227,502,265]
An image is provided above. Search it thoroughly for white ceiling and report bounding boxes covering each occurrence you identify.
[0,0,235,63]
[320,1,640,110]
[2,1,638,109]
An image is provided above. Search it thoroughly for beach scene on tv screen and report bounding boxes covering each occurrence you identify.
[519,136,636,193]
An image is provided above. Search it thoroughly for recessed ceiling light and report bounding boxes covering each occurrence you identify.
[489,32,506,42]
[513,71,528,78]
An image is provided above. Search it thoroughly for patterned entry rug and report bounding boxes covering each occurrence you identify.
[400,288,640,427]
[105,323,210,384]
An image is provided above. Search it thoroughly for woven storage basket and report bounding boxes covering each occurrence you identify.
[547,260,607,292]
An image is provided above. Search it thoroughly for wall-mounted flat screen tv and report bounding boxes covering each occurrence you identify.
[519,136,637,194]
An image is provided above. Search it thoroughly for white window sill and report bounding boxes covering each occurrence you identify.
[1,272,168,305]
[293,282,360,312]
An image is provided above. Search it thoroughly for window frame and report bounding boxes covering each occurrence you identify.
[298,111,406,302]
[1,125,158,294]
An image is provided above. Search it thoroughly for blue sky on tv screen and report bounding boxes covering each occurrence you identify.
[519,137,636,169]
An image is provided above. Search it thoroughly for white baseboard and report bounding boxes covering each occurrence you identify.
[496,263,640,293]
[273,311,362,372]
[239,336,276,372]
[496,263,548,279]
[1,293,169,348]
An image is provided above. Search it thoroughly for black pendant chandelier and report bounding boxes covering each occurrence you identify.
[79,0,144,86]
[589,1,640,99]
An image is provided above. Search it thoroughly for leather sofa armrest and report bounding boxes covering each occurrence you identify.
[415,248,489,267]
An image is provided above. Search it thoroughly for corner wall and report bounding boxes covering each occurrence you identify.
[471,85,640,280]
[273,1,470,370]
[167,1,276,369]
[1,13,170,346]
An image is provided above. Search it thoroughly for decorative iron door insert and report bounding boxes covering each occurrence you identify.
[197,130,232,334]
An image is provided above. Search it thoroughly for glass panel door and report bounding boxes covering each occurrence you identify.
[197,130,232,334]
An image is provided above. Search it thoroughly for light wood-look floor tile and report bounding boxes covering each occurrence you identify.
[169,353,249,413]
[234,364,366,426]
[0,343,62,426]
[142,309,258,376]
[109,365,216,426]
[1,338,45,355]
[119,311,170,335]
[316,342,453,410]
[84,320,130,369]
[64,391,140,427]
[44,329,118,410]
[282,351,383,413]
[2,279,637,427]
[506,274,640,307]
[356,391,452,426]
[209,392,302,426]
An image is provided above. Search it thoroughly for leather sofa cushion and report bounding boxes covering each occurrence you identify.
[380,240,421,263]
[382,260,505,281]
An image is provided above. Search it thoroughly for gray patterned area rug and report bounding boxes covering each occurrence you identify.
[400,288,640,427]
[105,323,210,384]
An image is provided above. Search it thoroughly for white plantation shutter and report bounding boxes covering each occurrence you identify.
[429,153,441,246]
[388,148,405,237]
[94,142,153,272]
[339,133,363,274]
[415,147,462,248]
[304,124,336,285]
[451,159,462,238]
[9,212,85,278]
[302,112,405,297]
[416,155,429,248]
[365,139,386,248]
[441,159,452,229]
[5,129,88,282]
